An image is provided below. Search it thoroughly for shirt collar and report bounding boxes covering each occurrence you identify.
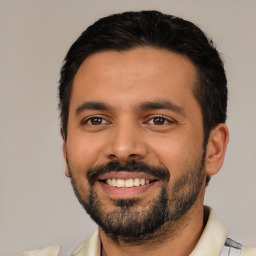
[190,206,227,256]
[72,206,227,256]
[72,229,100,256]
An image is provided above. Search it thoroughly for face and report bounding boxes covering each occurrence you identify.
[64,47,206,240]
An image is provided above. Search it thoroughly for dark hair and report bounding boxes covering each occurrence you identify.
[59,10,227,149]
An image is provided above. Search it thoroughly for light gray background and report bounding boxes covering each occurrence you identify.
[1,0,255,255]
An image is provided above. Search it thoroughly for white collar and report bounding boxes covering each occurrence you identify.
[72,206,227,256]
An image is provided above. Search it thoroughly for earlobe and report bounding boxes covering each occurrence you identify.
[65,165,70,178]
[62,139,71,178]
[204,124,229,176]
[60,128,66,141]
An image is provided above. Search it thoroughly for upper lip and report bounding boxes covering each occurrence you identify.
[98,171,158,181]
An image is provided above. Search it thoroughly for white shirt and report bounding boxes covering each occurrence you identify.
[22,207,256,256]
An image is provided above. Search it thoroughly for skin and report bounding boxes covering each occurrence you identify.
[62,47,229,256]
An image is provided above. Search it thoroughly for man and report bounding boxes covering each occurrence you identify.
[23,11,256,256]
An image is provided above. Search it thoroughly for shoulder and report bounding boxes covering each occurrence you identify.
[22,245,61,256]
[242,245,256,256]
[224,238,256,256]
[21,230,100,256]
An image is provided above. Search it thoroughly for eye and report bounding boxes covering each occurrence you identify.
[148,116,173,125]
[84,116,108,125]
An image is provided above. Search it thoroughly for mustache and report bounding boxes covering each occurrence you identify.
[87,160,170,185]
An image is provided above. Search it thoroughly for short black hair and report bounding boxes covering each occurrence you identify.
[59,10,227,148]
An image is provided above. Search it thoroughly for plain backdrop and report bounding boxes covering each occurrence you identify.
[1,0,255,255]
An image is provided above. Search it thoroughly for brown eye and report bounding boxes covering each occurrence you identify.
[85,117,106,125]
[152,117,167,125]
[91,117,102,125]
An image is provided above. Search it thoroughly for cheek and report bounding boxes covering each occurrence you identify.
[66,133,104,175]
[150,133,203,179]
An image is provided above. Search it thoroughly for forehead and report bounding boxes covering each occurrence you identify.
[71,47,199,110]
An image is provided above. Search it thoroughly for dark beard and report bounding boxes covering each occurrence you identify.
[68,155,206,244]
[87,182,170,243]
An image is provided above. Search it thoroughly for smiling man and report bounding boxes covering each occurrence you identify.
[23,10,255,256]
[66,48,207,253]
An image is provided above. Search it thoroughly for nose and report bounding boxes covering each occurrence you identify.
[103,119,148,163]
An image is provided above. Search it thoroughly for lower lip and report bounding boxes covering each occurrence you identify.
[98,181,157,199]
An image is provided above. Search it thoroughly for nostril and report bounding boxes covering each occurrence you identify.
[109,154,118,159]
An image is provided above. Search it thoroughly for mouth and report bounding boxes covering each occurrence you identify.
[101,178,155,188]
[97,171,159,198]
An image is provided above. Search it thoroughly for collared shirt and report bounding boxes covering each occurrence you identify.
[22,207,256,256]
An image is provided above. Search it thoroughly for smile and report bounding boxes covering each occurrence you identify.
[97,171,159,198]
[105,178,150,188]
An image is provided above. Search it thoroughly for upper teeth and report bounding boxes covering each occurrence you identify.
[106,178,150,188]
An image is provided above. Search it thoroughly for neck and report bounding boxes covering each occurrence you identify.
[100,199,205,256]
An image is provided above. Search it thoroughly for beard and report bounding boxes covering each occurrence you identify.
[67,154,206,244]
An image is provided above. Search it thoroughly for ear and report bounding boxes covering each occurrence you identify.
[204,124,229,176]
[61,128,70,178]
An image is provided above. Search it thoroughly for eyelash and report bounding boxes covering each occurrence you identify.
[82,115,175,126]
[82,116,108,125]
[147,115,175,125]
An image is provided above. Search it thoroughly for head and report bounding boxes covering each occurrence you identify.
[59,10,227,146]
[58,11,228,243]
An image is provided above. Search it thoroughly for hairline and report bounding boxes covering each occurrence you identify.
[63,46,207,143]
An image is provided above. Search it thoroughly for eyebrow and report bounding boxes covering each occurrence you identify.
[138,100,185,116]
[75,100,185,116]
[75,101,112,115]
